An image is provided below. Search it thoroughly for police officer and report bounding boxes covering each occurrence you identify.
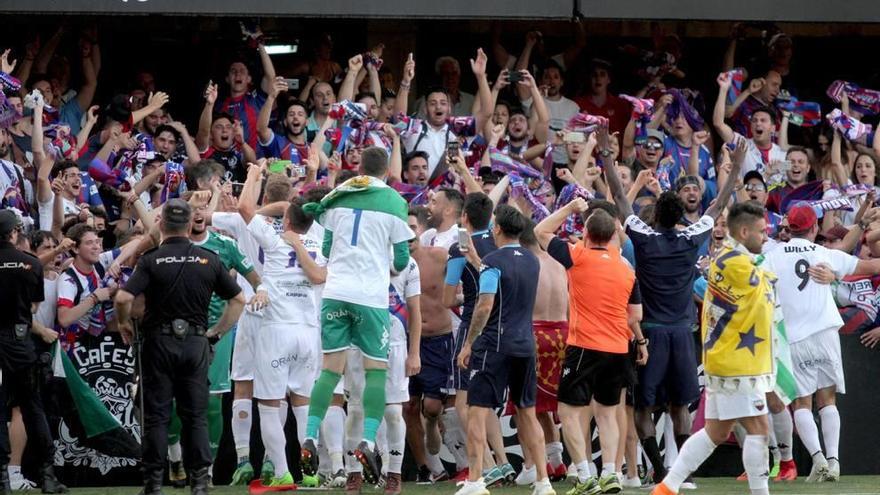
[0,210,67,495]
[114,199,245,495]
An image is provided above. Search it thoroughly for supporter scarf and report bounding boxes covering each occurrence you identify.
[329,100,368,122]
[836,183,875,196]
[488,148,543,180]
[304,175,408,223]
[725,68,746,106]
[566,112,607,134]
[620,94,654,144]
[0,91,20,130]
[362,52,384,71]
[160,161,185,202]
[45,124,77,160]
[390,181,429,206]
[509,175,550,222]
[777,97,821,127]
[807,196,854,215]
[834,277,879,323]
[555,183,594,237]
[391,113,424,139]
[827,109,872,141]
[779,180,825,214]
[88,158,131,192]
[0,71,21,93]
[702,241,775,393]
[446,116,476,136]
[665,88,704,131]
[827,80,880,116]
[542,141,554,177]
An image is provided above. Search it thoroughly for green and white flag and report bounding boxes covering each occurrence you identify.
[303,175,408,223]
[757,253,797,405]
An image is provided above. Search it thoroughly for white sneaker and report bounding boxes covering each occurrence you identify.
[8,472,36,491]
[454,478,490,495]
[806,455,829,483]
[566,464,577,480]
[531,479,556,495]
[515,465,537,486]
[824,458,840,482]
[621,475,641,488]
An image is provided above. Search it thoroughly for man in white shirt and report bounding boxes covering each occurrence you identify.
[763,205,880,482]
[245,198,327,487]
[420,188,463,249]
[714,72,787,177]
[299,147,414,485]
[518,63,579,164]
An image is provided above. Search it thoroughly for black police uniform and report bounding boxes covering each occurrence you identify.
[123,236,241,491]
[0,238,66,494]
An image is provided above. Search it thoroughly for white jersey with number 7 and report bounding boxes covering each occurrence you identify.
[763,237,858,343]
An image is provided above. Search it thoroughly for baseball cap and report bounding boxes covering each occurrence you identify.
[787,204,817,234]
[0,209,20,236]
[163,199,192,227]
[743,170,766,188]
[646,129,666,145]
[675,175,701,192]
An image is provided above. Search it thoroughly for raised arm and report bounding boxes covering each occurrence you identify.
[167,121,201,166]
[258,77,287,146]
[237,161,266,224]
[726,77,762,119]
[196,82,218,151]
[76,40,99,112]
[33,100,53,204]
[257,40,276,95]
[131,92,169,127]
[449,151,481,194]
[520,71,550,143]
[514,32,538,102]
[386,126,403,183]
[599,125,634,220]
[471,48,493,134]
[705,136,746,219]
[534,197,589,250]
[338,55,363,103]
[722,23,743,72]
[394,53,415,117]
[713,72,736,144]
[688,130,709,177]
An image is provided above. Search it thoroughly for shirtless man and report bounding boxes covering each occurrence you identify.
[515,224,570,485]
[405,210,455,482]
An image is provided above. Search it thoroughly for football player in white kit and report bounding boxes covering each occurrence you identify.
[245,196,327,487]
[762,204,880,482]
[213,165,294,485]
[344,241,422,494]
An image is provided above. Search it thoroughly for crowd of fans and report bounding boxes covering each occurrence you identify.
[0,18,878,495]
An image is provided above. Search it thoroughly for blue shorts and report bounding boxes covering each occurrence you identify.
[449,320,471,391]
[635,325,700,408]
[409,333,453,400]
[466,348,537,410]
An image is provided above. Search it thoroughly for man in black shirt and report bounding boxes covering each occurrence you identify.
[115,199,244,495]
[0,210,68,494]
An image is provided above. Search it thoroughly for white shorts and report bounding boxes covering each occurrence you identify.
[230,310,262,381]
[791,329,846,397]
[704,390,768,421]
[345,344,409,405]
[253,323,321,400]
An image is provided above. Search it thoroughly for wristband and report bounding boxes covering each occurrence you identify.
[636,338,648,345]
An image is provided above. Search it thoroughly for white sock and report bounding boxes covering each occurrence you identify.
[317,439,331,475]
[733,423,747,447]
[292,405,309,445]
[278,399,289,426]
[231,399,252,461]
[575,460,591,483]
[663,429,716,492]
[377,420,389,475]
[546,441,564,468]
[323,405,346,472]
[793,408,823,458]
[772,410,794,461]
[818,405,840,460]
[168,441,183,463]
[442,407,469,471]
[663,415,678,467]
[767,414,778,462]
[743,435,769,494]
[258,404,288,477]
[384,404,406,474]
[426,453,445,476]
[345,401,364,473]
[7,466,20,476]
[601,463,615,477]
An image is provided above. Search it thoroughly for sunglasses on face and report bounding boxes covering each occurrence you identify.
[745,183,766,192]
[642,141,663,150]
[779,226,791,233]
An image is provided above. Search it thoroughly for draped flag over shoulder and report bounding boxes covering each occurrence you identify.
[53,342,141,458]
[303,175,408,224]
[754,254,797,405]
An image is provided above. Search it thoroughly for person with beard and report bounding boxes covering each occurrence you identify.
[258,78,313,163]
[398,50,493,177]
[575,59,631,135]
[764,147,811,214]
[400,152,430,188]
[197,82,258,182]
[421,188,463,249]
[306,81,336,145]
[715,73,787,177]
[517,62,579,165]
[624,129,668,190]
[675,176,703,225]
[214,39,277,150]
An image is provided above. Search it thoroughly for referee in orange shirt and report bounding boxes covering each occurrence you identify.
[535,198,648,495]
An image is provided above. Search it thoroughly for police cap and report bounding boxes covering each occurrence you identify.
[163,199,192,228]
